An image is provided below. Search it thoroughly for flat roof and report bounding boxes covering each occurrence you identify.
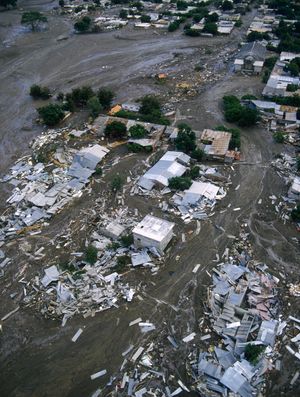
[133,215,175,242]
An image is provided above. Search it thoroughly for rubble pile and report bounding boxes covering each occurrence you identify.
[0,127,109,240]
[102,229,298,397]
[271,153,299,222]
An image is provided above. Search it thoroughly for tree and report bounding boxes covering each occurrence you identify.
[291,203,300,222]
[169,176,192,191]
[97,88,114,109]
[38,104,64,126]
[238,107,259,127]
[175,124,196,153]
[70,86,94,106]
[273,131,285,143]
[287,62,300,77]
[0,0,17,8]
[105,121,127,139]
[140,95,161,115]
[141,15,151,23]
[111,174,123,191]
[129,124,147,138]
[203,22,218,35]
[30,84,51,99]
[85,245,98,264]
[74,16,91,32]
[222,0,233,11]
[21,12,48,31]
[191,148,204,161]
[88,96,102,119]
[206,13,219,23]
[188,166,200,179]
[119,9,127,19]
[245,344,265,365]
[59,0,65,7]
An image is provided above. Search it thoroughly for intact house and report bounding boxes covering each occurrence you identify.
[250,100,300,129]
[199,129,238,163]
[234,41,266,74]
[133,215,175,254]
[138,151,190,191]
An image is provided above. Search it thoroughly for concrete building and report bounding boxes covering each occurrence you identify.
[234,41,266,74]
[133,215,175,254]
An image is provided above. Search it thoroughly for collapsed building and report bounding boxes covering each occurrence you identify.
[234,41,266,74]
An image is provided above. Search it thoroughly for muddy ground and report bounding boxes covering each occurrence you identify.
[0,1,299,397]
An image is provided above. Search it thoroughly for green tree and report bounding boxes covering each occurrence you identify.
[105,121,127,139]
[97,88,114,109]
[74,16,91,32]
[169,176,192,190]
[30,84,51,99]
[0,0,17,8]
[38,104,64,126]
[111,174,123,191]
[140,95,161,115]
[21,11,48,31]
[129,124,147,138]
[119,9,128,19]
[88,96,102,118]
[70,86,94,106]
[203,22,218,35]
[175,124,196,153]
[141,15,151,23]
[59,0,65,7]
[273,131,285,143]
[85,245,98,264]
[291,204,300,222]
[222,0,233,11]
[191,148,204,161]
[287,62,300,77]
[238,107,259,127]
[206,13,219,23]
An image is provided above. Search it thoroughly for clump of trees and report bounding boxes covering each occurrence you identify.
[64,86,114,114]
[129,124,147,138]
[21,11,48,31]
[0,0,17,8]
[169,176,192,191]
[175,124,196,153]
[38,104,65,126]
[223,95,259,127]
[286,58,300,77]
[105,121,127,139]
[247,31,270,42]
[30,84,51,100]
[74,16,91,33]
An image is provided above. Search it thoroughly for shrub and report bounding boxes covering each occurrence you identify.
[85,245,98,264]
[188,165,200,179]
[169,176,192,190]
[30,84,51,99]
[203,22,217,35]
[140,95,161,115]
[273,131,285,143]
[175,124,196,153]
[74,16,91,32]
[114,255,131,272]
[38,104,64,126]
[111,174,123,191]
[291,204,300,222]
[168,20,181,32]
[287,84,299,92]
[97,88,115,109]
[120,234,134,247]
[191,148,204,161]
[141,14,151,23]
[129,124,147,138]
[105,121,127,139]
[88,96,102,118]
[245,344,265,365]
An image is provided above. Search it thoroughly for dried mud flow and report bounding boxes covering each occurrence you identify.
[0,2,299,397]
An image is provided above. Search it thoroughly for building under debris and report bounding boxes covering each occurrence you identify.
[234,41,266,74]
[138,151,190,190]
[133,215,175,254]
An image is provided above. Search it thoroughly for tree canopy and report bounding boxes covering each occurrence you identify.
[38,104,64,126]
[21,11,47,31]
[175,124,197,154]
[0,0,17,8]
[104,121,127,139]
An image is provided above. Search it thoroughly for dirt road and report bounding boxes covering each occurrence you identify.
[0,2,299,397]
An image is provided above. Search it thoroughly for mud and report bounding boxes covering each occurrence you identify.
[0,2,299,397]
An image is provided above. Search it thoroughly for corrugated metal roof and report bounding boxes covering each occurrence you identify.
[201,129,231,157]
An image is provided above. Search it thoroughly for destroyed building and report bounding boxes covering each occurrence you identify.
[200,129,234,162]
[138,151,190,191]
[234,41,266,74]
[132,215,175,254]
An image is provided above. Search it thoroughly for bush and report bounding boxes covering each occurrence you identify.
[169,176,192,190]
[38,104,64,126]
[120,234,134,247]
[88,96,102,118]
[111,174,123,191]
[273,131,285,143]
[97,88,115,109]
[203,22,217,35]
[119,9,127,19]
[74,16,91,32]
[129,124,147,138]
[85,245,98,264]
[188,165,200,179]
[245,344,265,365]
[141,14,151,23]
[222,0,233,11]
[191,148,204,161]
[168,20,181,32]
[287,84,299,92]
[264,56,278,69]
[114,255,131,272]
[291,204,300,222]
[140,95,161,115]
[241,94,257,100]
[105,121,127,139]
[185,28,200,37]
[175,124,196,153]
[30,84,51,99]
